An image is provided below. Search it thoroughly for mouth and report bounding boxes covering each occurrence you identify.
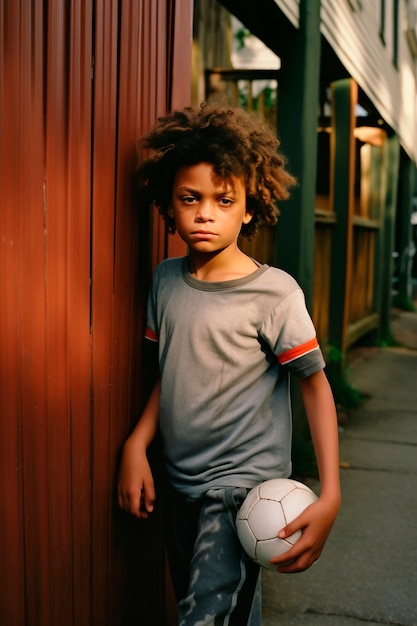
[191,230,217,239]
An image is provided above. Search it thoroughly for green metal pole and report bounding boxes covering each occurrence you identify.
[275,0,321,477]
[276,0,321,310]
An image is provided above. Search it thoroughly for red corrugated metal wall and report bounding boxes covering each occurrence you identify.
[0,1,191,624]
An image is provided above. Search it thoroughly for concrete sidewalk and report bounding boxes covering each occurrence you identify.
[262,308,417,626]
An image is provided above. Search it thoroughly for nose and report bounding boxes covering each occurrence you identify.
[196,200,214,222]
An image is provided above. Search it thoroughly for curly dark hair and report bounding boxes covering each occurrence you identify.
[137,103,297,238]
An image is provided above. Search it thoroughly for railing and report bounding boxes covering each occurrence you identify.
[205,68,278,128]
[205,71,386,351]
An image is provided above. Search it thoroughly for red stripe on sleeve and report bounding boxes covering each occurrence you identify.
[145,327,158,342]
[277,337,319,365]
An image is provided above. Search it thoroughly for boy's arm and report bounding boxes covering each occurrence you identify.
[271,369,341,572]
[300,369,341,506]
[117,378,160,519]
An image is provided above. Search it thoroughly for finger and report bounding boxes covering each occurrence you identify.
[275,544,321,573]
[269,545,297,568]
[142,480,156,514]
[274,552,305,573]
[121,489,142,516]
[118,492,133,513]
[278,517,305,540]
[277,557,315,574]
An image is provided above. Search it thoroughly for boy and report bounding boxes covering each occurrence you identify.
[118,104,341,625]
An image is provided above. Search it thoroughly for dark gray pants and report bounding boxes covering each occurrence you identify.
[167,487,262,626]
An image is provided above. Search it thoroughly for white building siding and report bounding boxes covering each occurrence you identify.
[275,0,417,163]
[320,0,417,162]
[273,0,299,28]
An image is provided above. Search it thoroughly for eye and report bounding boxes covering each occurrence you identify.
[181,195,197,205]
[218,197,233,207]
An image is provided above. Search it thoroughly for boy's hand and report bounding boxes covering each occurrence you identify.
[269,497,338,573]
[117,439,155,519]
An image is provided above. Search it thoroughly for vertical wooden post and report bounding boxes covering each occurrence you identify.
[328,78,357,354]
[395,152,416,309]
[370,141,386,325]
[276,0,321,309]
[379,133,400,341]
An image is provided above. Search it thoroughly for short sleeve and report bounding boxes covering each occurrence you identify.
[260,288,325,378]
[144,267,159,344]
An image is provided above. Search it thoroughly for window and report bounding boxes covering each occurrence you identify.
[406,0,417,57]
[393,0,399,67]
[379,0,386,44]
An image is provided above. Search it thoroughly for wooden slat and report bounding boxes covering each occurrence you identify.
[379,133,400,341]
[346,312,379,348]
[366,229,375,312]
[0,2,28,623]
[328,78,357,352]
[350,228,373,322]
[66,2,94,623]
[109,1,160,621]
[313,223,333,341]
[44,1,74,621]
[370,142,386,319]
[18,2,52,624]
[91,1,118,623]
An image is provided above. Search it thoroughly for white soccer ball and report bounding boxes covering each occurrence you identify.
[236,478,318,570]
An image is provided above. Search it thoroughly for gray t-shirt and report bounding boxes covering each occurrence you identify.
[145,256,325,497]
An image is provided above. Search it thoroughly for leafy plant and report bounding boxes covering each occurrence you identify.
[326,346,363,410]
[234,27,251,49]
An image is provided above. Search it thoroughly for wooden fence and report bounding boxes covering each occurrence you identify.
[0,1,190,624]
[204,69,393,353]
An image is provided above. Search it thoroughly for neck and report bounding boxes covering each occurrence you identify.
[188,248,257,282]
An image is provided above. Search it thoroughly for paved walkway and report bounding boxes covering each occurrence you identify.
[262,308,417,625]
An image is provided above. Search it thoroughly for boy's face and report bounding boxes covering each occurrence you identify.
[169,162,252,254]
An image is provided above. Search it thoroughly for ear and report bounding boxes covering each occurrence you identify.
[167,204,175,219]
[242,209,254,225]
